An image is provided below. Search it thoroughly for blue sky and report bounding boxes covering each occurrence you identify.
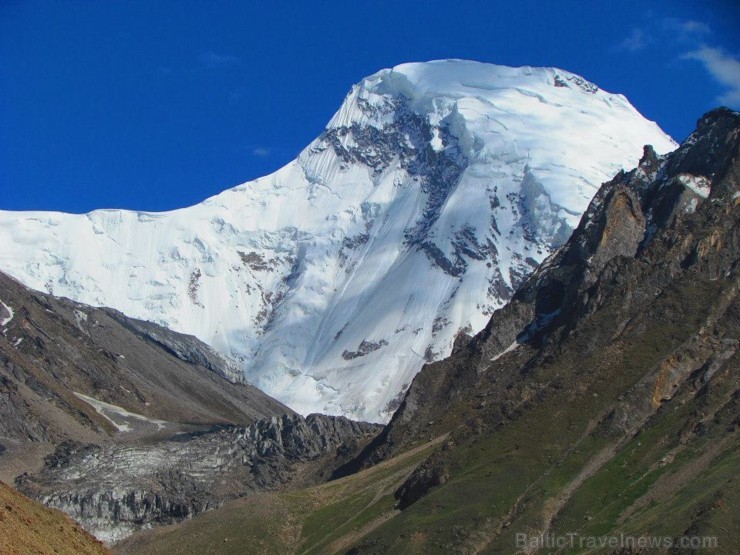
[1,0,738,213]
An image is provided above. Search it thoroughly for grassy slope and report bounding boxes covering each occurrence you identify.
[0,480,110,555]
[348,278,739,554]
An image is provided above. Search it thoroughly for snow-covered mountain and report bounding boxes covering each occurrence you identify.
[0,60,676,422]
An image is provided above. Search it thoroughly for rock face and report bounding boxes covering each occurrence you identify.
[335,109,739,552]
[16,413,380,544]
[0,60,676,422]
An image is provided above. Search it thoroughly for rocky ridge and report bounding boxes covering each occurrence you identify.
[353,107,738,465]
[1,267,383,544]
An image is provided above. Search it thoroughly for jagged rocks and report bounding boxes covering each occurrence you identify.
[16,414,381,543]
[342,339,389,360]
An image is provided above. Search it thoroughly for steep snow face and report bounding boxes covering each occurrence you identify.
[0,60,676,422]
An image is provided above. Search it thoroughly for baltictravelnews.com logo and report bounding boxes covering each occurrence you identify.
[515,533,719,551]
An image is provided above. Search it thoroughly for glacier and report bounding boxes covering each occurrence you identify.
[0,60,677,422]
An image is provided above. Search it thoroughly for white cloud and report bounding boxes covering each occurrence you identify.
[616,28,649,52]
[616,18,712,54]
[664,18,711,38]
[198,50,240,68]
[684,46,740,107]
[251,147,271,157]
[613,17,738,108]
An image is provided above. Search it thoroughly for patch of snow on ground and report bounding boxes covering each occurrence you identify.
[93,524,140,547]
[490,341,520,362]
[74,392,167,432]
[73,309,89,333]
[0,300,14,327]
[677,174,711,198]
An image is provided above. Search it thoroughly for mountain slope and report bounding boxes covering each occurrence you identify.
[0,268,291,482]
[0,60,676,422]
[126,108,738,553]
[115,435,446,555]
[16,413,380,544]
[0,480,110,555]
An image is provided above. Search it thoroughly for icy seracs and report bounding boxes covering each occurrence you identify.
[0,60,677,422]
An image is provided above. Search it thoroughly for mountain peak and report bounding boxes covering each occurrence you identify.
[373,59,599,93]
[0,61,677,422]
[328,60,641,134]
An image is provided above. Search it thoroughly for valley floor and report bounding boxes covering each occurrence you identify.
[115,435,448,554]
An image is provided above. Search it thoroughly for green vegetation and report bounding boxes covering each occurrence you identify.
[116,436,446,555]
[343,275,738,553]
